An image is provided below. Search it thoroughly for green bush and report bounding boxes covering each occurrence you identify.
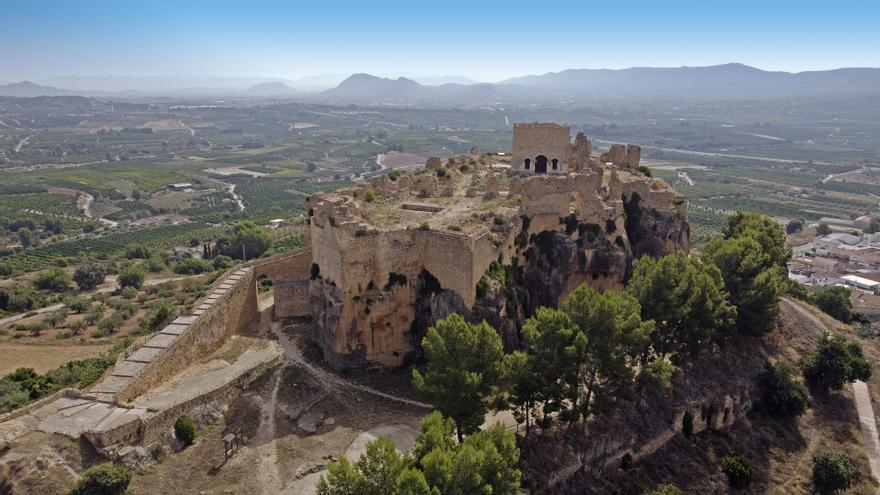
[145,255,166,273]
[812,451,854,494]
[124,242,150,259]
[64,296,90,313]
[0,286,43,313]
[138,300,176,333]
[33,267,72,293]
[120,286,138,299]
[68,463,132,495]
[758,362,808,419]
[173,257,213,275]
[814,285,858,323]
[363,188,377,202]
[73,262,106,291]
[212,255,233,270]
[722,453,753,489]
[174,415,197,446]
[802,333,872,391]
[117,267,146,289]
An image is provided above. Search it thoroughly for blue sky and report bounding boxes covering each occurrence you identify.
[1,0,878,82]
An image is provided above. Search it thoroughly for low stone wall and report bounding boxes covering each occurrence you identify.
[250,249,312,319]
[83,350,280,448]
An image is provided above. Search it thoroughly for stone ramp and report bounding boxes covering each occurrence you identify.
[852,380,880,485]
[133,343,281,412]
[87,267,252,404]
[38,401,137,438]
[15,341,281,447]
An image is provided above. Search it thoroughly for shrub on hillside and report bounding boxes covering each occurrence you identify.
[117,267,146,289]
[802,333,872,392]
[212,255,233,270]
[73,262,106,291]
[33,267,72,293]
[175,415,197,446]
[173,257,213,275]
[722,453,753,489]
[68,463,132,495]
[0,286,43,313]
[757,362,809,419]
[124,242,150,259]
[812,451,855,494]
[813,285,861,323]
[138,300,176,333]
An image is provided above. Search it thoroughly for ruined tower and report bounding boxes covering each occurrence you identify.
[512,123,572,175]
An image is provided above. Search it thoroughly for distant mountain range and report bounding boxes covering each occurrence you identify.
[3,64,880,101]
[0,81,79,97]
[498,63,880,98]
[319,64,880,102]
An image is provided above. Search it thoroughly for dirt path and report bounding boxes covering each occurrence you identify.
[852,380,880,483]
[78,192,118,228]
[254,370,284,494]
[274,321,430,409]
[0,302,64,327]
[13,135,32,153]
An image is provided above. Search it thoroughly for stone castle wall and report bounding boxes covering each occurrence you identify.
[308,194,521,368]
[114,267,258,403]
[252,249,313,318]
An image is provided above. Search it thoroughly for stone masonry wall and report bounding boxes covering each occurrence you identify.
[113,267,258,403]
[252,249,313,318]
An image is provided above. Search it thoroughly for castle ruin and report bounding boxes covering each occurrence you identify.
[307,123,689,369]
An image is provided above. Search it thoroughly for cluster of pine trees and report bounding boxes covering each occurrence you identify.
[319,212,873,494]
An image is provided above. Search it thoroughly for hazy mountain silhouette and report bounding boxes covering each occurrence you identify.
[499,63,880,98]
[0,81,78,97]
[324,74,423,98]
[247,81,299,96]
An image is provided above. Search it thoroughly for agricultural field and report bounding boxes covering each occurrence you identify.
[3,93,880,264]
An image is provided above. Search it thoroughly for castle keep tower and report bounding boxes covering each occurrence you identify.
[512,122,571,175]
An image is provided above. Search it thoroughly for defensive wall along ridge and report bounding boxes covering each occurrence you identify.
[0,249,313,451]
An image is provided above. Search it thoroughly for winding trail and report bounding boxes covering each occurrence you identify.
[255,369,284,494]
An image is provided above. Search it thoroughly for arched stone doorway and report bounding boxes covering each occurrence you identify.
[256,273,274,315]
[535,155,548,174]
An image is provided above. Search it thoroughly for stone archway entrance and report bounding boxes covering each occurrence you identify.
[535,155,548,174]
